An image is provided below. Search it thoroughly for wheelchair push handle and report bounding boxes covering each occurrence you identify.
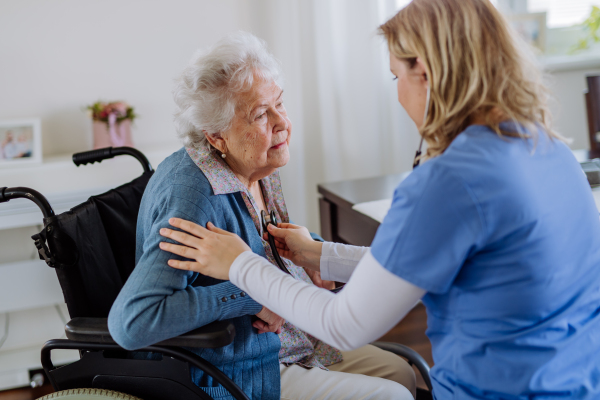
[0,186,55,218]
[72,147,113,166]
[73,146,154,173]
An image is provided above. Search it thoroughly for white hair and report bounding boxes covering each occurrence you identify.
[173,31,283,149]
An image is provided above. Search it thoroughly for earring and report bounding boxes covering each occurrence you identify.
[221,152,226,159]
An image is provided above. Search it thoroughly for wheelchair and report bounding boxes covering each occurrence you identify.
[0,147,433,400]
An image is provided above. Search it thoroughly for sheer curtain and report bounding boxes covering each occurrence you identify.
[312,0,420,182]
[252,0,420,231]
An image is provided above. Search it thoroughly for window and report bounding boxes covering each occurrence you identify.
[525,1,600,60]
[395,0,600,64]
[529,0,599,28]
[397,0,598,27]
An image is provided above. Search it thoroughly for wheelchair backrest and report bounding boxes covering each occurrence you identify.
[42,171,153,318]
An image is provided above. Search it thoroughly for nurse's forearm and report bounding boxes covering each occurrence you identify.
[320,242,369,282]
[230,249,425,351]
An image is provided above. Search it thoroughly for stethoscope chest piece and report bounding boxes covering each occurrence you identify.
[261,210,277,235]
[261,210,292,275]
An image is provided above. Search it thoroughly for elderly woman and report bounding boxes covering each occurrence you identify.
[108,32,415,400]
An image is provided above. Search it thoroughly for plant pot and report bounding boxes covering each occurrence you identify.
[92,119,134,149]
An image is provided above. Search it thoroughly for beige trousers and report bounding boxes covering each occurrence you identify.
[280,344,416,400]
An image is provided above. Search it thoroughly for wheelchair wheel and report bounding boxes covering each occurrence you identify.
[36,388,142,400]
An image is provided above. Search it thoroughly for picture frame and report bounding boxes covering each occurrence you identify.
[507,12,547,53]
[0,118,42,167]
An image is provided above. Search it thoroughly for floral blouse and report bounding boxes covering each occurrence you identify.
[186,145,343,369]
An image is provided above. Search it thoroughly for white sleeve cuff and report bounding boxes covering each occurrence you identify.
[320,242,369,283]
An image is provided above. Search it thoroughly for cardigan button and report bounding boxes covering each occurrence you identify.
[230,294,236,300]
[240,292,246,297]
[221,297,228,302]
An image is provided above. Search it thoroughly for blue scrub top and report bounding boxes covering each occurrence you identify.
[371,124,600,399]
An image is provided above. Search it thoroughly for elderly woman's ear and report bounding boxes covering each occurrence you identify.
[203,131,227,156]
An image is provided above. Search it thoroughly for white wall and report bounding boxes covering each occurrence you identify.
[0,0,257,156]
[3,0,590,233]
[0,0,320,228]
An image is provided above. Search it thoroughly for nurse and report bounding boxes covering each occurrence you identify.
[158,0,600,398]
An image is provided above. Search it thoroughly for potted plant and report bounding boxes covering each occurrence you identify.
[87,101,136,149]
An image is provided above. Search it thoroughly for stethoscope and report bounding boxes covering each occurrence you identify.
[412,81,430,170]
[261,209,344,294]
[260,209,289,275]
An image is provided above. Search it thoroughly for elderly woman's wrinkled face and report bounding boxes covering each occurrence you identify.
[214,77,291,183]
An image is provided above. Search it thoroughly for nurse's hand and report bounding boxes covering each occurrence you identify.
[159,218,250,281]
[263,223,323,272]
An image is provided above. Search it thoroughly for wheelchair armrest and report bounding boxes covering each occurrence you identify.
[65,317,235,349]
[371,341,432,392]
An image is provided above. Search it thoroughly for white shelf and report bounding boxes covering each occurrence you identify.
[541,54,600,72]
[0,142,180,230]
[0,346,78,391]
[0,305,78,391]
[0,187,112,230]
[0,259,64,314]
[0,142,180,195]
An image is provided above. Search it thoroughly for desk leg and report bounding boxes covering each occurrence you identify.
[319,198,334,242]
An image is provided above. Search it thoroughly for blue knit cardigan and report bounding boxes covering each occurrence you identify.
[108,148,281,400]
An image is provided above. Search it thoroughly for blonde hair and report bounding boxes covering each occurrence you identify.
[379,0,564,159]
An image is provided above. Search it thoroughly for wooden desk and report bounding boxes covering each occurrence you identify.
[318,149,600,243]
[318,173,405,246]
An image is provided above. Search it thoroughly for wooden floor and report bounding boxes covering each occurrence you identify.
[0,304,432,399]
[0,385,53,400]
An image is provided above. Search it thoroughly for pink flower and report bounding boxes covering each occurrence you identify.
[87,100,135,123]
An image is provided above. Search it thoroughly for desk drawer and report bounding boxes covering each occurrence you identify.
[336,206,379,246]
[320,198,379,246]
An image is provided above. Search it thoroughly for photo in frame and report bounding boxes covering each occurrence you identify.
[508,12,547,53]
[0,118,42,167]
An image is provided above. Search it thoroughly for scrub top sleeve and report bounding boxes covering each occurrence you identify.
[371,169,485,294]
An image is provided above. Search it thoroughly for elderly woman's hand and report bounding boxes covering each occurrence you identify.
[159,218,250,280]
[253,307,285,334]
[263,223,323,272]
[303,270,337,290]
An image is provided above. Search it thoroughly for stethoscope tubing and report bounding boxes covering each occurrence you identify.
[260,209,343,294]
